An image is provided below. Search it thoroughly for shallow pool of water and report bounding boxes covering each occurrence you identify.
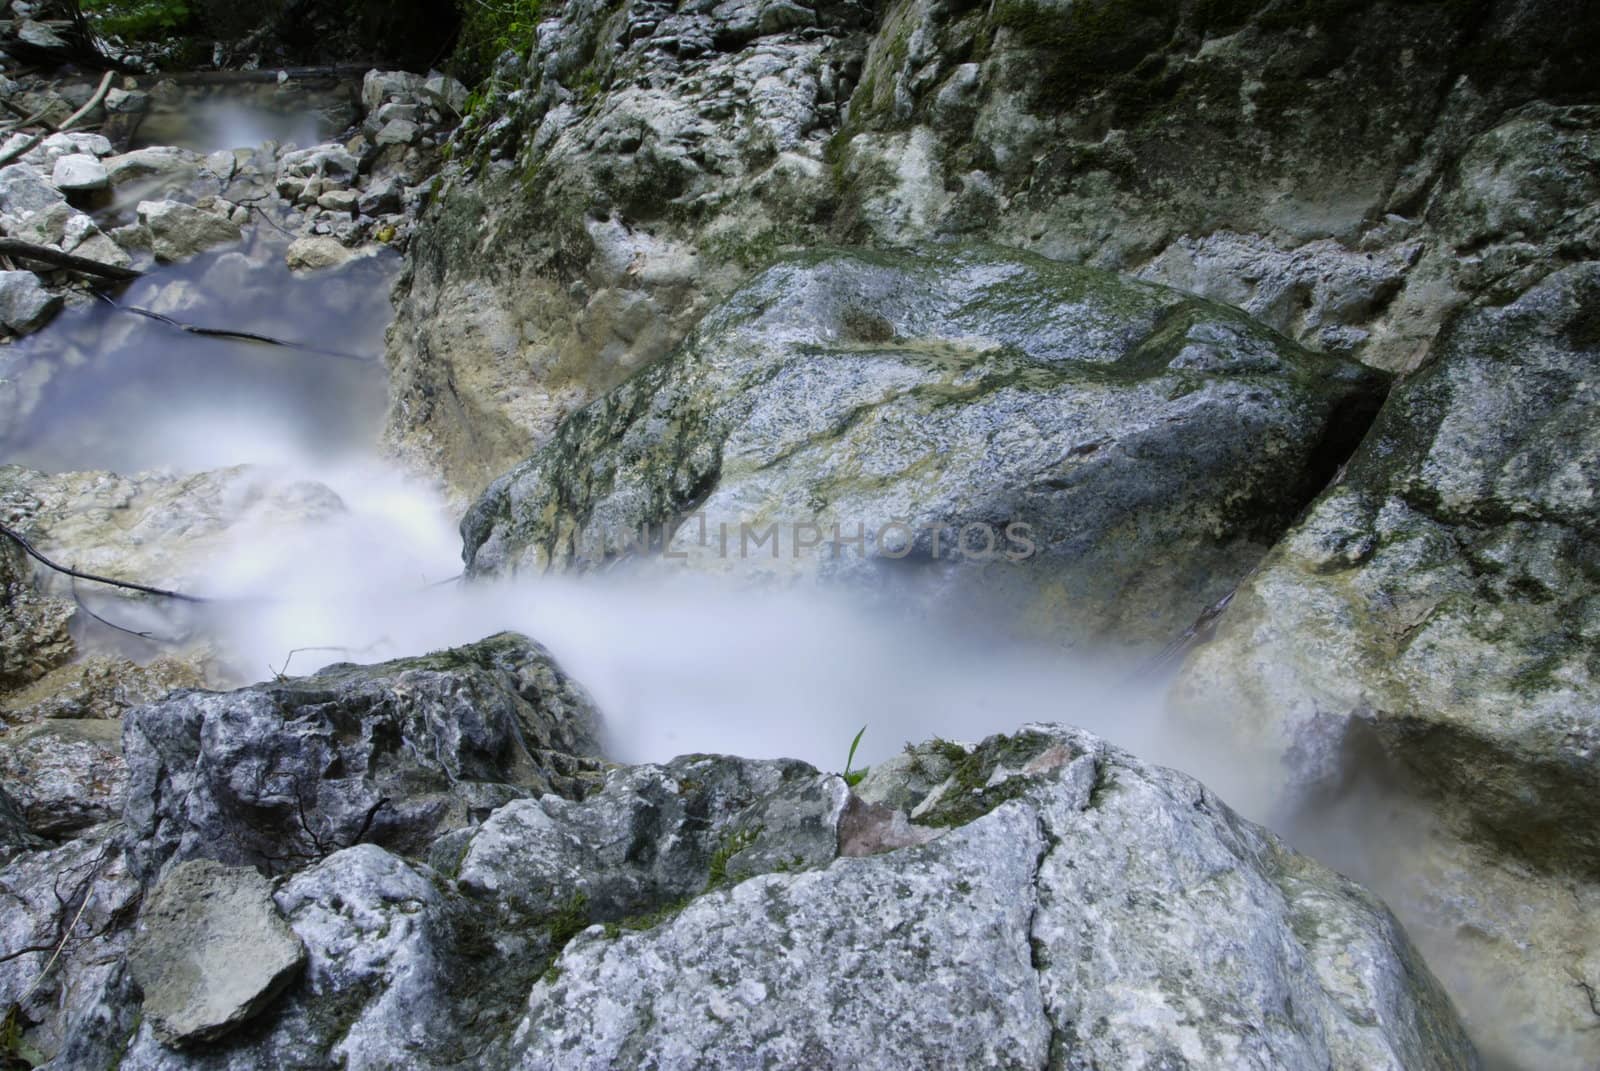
[129,78,358,153]
[0,242,398,473]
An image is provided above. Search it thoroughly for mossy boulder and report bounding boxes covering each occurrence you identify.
[1178,262,1600,872]
[464,244,1387,650]
[1175,263,1600,1068]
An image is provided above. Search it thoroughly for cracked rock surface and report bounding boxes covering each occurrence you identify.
[64,724,1477,1069]
[122,631,605,882]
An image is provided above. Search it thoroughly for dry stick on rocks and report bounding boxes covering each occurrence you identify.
[92,292,372,361]
[0,520,208,603]
[0,68,112,168]
[69,573,172,643]
[0,238,141,281]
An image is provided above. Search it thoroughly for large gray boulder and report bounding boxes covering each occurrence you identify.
[465,245,1387,648]
[122,632,605,881]
[127,860,306,1045]
[518,729,1475,1070]
[1176,263,1600,1068]
[390,0,1599,498]
[136,199,243,263]
[1178,262,1600,875]
[85,726,1476,1070]
[384,0,875,494]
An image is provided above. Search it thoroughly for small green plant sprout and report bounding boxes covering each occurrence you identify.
[842,725,868,787]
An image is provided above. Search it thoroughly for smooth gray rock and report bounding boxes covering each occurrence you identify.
[464,245,1387,649]
[315,188,358,213]
[136,199,242,263]
[105,88,151,114]
[375,119,420,147]
[421,74,469,115]
[104,147,206,188]
[0,163,66,223]
[122,632,605,881]
[0,269,61,334]
[51,153,109,193]
[128,859,305,1045]
[284,234,365,271]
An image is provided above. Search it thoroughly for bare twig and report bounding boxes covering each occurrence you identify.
[0,238,142,282]
[271,646,357,679]
[0,69,113,168]
[68,573,183,644]
[93,292,373,361]
[71,574,152,639]
[0,520,208,603]
[243,201,296,240]
[4,843,107,1005]
[1574,974,1600,1020]
[271,637,390,679]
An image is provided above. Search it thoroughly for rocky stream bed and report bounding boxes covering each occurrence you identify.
[1,0,1598,1068]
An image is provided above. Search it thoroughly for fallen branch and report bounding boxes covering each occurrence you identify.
[68,573,186,644]
[271,638,389,679]
[0,238,141,281]
[94,292,372,361]
[4,841,108,1007]
[272,646,357,679]
[0,69,112,168]
[0,520,208,603]
[0,99,59,133]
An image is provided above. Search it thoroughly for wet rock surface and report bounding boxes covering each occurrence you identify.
[0,4,1592,1064]
[464,244,1386,648]
[0,718,124,838]
[1180,264,1600,871]
[385,0,877,494]
[122,631,606,881]
[519,729,1474,1071]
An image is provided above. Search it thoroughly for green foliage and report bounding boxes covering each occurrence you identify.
[451,0,543,84]
[543,889,591,949]
[81,0,192,38]
[842,725,868,786]
[1,1005,45,1070]
[705,826,759,890]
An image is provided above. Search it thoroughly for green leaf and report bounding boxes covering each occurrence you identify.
[843,725,867,778]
